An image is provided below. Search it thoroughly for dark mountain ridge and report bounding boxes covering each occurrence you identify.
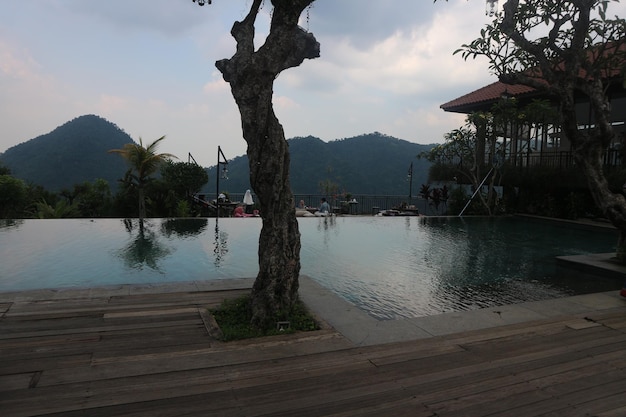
[0,115,435,195]
[207,133,434,196]
[0,115,132,192]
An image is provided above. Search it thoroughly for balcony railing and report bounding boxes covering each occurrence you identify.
[507,149,623,169]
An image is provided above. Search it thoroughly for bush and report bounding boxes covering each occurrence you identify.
[210,295,319,341]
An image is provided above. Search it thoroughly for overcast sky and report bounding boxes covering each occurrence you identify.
[3,1,620,167]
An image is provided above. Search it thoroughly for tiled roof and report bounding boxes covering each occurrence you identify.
[441,41,626,114]
[440,81,537,113]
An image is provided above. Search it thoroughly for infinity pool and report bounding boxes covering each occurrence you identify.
[0,216,619,319]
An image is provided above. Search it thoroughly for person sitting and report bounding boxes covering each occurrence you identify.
[320,198,330,213]
[296,200,314,217]
[315,198,331,216]
[234,204,259,217]
[233,204,249,217]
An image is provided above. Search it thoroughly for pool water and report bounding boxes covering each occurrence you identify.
[0,216,619,319]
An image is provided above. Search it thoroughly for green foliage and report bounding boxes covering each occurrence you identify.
[109,136,176,220]
[109,136,176,186]
[318,178,339,197]
[211,295,319,342]
[161,161,208,198]
[446,186,467,216]
[64,179,113,217]
[0,175,28,218]
[33,199,80,219]
[112,170,139,218]
[175,200,191,217]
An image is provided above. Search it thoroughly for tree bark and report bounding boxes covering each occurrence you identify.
[216,0,319,327]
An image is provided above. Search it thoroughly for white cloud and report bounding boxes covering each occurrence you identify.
[6,0,588,167]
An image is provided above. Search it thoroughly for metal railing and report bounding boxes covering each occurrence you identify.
[438,149,623,171]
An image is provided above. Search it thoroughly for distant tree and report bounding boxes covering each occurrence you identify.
[33,199,79,219]
[0,175,28,218]
[150,161,209,217]
[425,123,496,215]
[112,170,139,218]
[109,136,176,224]
[71,179,113,217]
[161,161,208,199]
[319,166,339,199]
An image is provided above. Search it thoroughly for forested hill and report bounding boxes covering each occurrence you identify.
[0,114,435,195]
[0,115,132,192]
[207,133,435,196]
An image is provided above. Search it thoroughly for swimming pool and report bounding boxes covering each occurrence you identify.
[0,216,619,319]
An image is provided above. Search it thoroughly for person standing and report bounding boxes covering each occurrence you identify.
[243,189,254,214]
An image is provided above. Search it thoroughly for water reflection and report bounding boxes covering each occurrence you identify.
[213,219,229,267]
[317,215,337,231]
[316,215,338,248]
[0,219,24,230]
[160,218,208,238]
[0,217,619,319]
[117,219,171,271]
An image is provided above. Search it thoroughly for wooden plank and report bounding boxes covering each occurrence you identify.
[0,318,203,340]
[3,289,626,417]
[0,353,93,375]
[0,372,36,391]
[102,307,201,319]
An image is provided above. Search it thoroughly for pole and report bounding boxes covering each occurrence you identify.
[216,147,220,218]
[408,162,413,201]
[459,167,493,217]
[216,146,228,218]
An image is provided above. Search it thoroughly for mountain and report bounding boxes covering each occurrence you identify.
[204,133,435,196]
[0,115,435,196]
[0,115,133,192]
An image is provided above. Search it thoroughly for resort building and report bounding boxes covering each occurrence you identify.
[440,70,626,170]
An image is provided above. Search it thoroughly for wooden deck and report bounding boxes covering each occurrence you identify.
[2,289,626,416]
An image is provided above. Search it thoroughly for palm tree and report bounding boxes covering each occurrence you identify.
[109,136,176,223]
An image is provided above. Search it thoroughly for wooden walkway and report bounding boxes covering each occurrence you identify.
[2,289,626,416]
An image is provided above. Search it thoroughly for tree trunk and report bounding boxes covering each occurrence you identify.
[215,0,319,327]
[138,185,146,231]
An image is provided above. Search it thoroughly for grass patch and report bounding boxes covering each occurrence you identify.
[210,295,320,342]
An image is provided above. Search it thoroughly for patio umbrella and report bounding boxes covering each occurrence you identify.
[243,190,254,206]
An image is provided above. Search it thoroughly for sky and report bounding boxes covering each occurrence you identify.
[2,0,618,167]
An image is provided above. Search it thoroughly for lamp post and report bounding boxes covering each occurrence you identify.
[216,146,228,218]
[407,162,413,202]
[486,0,498,16]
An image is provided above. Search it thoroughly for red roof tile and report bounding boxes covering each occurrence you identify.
[440,81,536,113]
[441,41,626,114]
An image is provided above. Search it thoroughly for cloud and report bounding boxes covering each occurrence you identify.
[308,0,439,49]
[11,0,621,168]
[59,0,209,37]
[271,0,494,146]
